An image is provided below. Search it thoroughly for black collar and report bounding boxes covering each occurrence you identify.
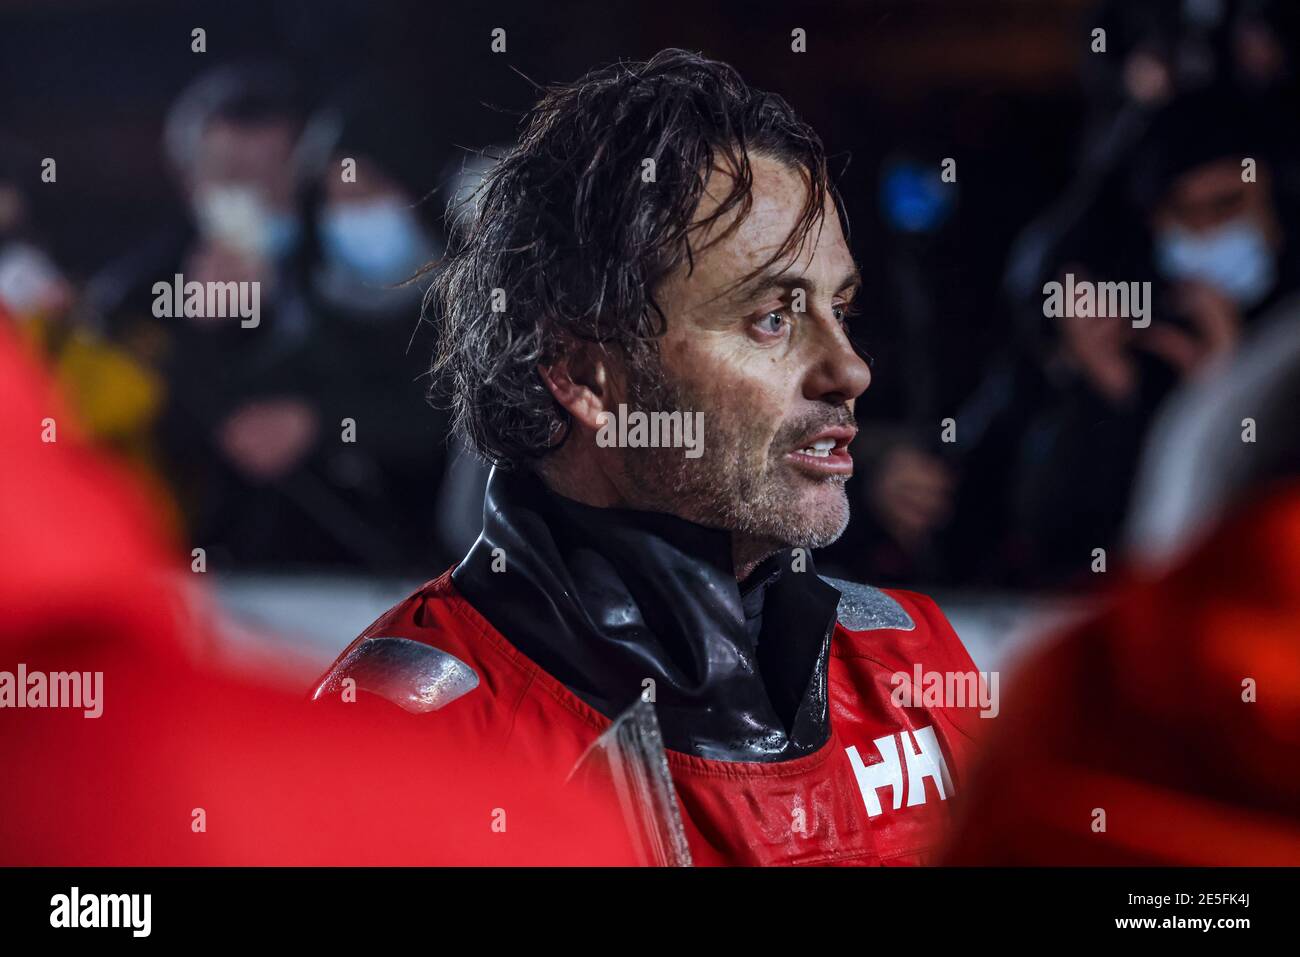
[452,468,841,762]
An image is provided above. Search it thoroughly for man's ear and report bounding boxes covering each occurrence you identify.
[538,343,614,432]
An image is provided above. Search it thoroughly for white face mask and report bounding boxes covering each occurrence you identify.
[193,184,300,260]
[1155,215,1277,309]
[0,241,68,317]
[318,198,433,283]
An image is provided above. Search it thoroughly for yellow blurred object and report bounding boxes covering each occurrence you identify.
[15,315,183,543]
[53,328,164,441]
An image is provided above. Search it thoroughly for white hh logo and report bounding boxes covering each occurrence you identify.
[845,725,953,818]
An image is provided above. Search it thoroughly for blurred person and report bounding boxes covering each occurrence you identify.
[90,64,431,569]
[291,81,450,568]
[149,64,325,563]
[952,252,1229,588]
[87,64,310,320]
[910,185,1156,588]
[0,148,74,324]
[313,50,986,867]
[1126,297,1300,566]
[1083,0,1300,120]
[0,144,176,521]
[1005,87,1298,579]
[946,304,1300,864]
[88,64,318,559]
[1009,1,1300,345]
[0,141,80,350]
[304,81,442,317]
[948,87,1296,587]
[165,66,307,288]
[1133,90,1298,326]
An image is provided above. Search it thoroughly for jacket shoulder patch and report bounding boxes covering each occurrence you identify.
[317,636,479,714]
[820,576,916,632]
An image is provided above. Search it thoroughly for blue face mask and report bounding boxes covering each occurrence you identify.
[318,199,433,283]
[262,214,302,259]
[1155,216,1277,309]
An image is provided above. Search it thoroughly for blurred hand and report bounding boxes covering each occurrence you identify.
[1138,280,1243,379]
[868,445,955,551]
[217,398,319,482]
[1060,309,1138,405]
[1123,51,1172,105]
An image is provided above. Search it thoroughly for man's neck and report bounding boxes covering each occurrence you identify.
[538,458,784,583]
[536,454,627,508]
[732,535,785,584]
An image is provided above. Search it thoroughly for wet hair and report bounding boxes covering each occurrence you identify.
[426,48,836,469]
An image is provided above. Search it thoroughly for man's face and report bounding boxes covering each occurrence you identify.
[614,153,871,552]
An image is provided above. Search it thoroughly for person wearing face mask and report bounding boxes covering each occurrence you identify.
[87,63,311,315]
[314,183,437,314]
[280,86,449,570]
[87,65,393,569]
[1003,91,1297,586]
[302,85,442,316]
[935,90,1297,588]
[1134,89,1298,345]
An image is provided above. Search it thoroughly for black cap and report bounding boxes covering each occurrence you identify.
[1128,88,1274,211]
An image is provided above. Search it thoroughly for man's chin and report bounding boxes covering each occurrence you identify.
[628,450,850,548]
[801,493,852,548]
[762,476,852,550]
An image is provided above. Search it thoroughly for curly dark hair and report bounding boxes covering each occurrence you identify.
[427,48,836,468]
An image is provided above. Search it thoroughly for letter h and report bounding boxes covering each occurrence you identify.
[846,735,904,818]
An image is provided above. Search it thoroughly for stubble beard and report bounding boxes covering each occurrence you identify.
[617,354,853,552]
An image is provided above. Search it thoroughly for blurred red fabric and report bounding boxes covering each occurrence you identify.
[0,310,638,865]
[7,298,1296,867]
[946,478,1300,865]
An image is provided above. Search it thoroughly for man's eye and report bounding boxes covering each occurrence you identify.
[833,302,857,328]
[755,310,788,335]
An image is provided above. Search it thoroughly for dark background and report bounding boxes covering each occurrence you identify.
[1,0,1086,417]
[4,0,1297,599]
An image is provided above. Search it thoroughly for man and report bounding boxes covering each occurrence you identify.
[314,49,983,865]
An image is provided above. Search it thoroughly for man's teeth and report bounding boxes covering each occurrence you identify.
[797,438,837,457]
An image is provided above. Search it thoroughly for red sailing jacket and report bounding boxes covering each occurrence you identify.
[314,569,986,866]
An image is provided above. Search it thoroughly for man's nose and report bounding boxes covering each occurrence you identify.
[803,315,872,404]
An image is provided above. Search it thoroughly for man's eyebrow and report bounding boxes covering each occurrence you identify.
[727,265,862,303]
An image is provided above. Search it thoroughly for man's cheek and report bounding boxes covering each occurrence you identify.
[722,381,786,461]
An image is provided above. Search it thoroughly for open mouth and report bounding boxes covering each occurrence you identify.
[784,427,855,476]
